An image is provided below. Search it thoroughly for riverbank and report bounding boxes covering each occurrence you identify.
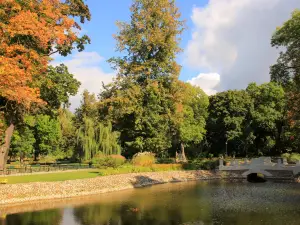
[0,170,298,206]
[0,170,233,205]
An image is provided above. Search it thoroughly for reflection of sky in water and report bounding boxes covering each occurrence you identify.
[61,208,79,225]
[4,181,300,225]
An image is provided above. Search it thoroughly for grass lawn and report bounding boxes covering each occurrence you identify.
[2,169,100,184]
[1,164,183,184]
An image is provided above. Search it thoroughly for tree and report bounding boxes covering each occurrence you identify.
[270,9,300,89]
[34,114,61,158]
[246,82,286,155]
[75,90,98,122]
[206,90,253,156]
[270,9,300,153]
[0,0,90,170]
[10,128,35,163]
[174,82,208,159]
[108,0,184,80]
[58,108,77,158]
[76,118,121,161]
[40,64,81,110]
[99,0,185,157]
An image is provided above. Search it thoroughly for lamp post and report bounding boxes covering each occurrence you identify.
[225,141,228,157]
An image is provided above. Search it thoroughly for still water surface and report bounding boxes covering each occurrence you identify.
[3,181,300,225]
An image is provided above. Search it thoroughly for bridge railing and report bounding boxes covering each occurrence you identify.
[219,157,300,175]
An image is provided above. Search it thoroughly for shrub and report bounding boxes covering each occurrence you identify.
[93,154,126,168]
[132,152,156,166]
[156,158,175,164]
[290,153,300,163]
[152,163,183,171]
[183,158,219,170]
[282,153,300,163]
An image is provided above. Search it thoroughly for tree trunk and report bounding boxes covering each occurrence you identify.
[0,217,6,225]
[181,142,187,162]
[0,124,14,172]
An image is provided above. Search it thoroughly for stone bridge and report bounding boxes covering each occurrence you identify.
[219,157,300,181]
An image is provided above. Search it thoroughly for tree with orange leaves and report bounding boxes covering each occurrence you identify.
[0,0,90,170]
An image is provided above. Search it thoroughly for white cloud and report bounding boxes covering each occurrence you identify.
[52,52,115,111]
[185,0,299,91]
[188,73,220,95]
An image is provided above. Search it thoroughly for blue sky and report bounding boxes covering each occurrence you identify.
[53,0,299,111]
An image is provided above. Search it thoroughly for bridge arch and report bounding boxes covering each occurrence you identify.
[242,169,273,177]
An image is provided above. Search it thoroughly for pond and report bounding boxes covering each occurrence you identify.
[2,181,300,225]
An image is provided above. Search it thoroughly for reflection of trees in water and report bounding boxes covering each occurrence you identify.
[73,184,212,225]
[6,209,62,225]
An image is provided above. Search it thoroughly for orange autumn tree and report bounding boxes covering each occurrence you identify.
[0,0,90,170]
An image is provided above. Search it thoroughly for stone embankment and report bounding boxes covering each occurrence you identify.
[0,170,237,205]
[0,170,298,206]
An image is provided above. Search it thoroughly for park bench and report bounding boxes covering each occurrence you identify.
[0,178,8,184]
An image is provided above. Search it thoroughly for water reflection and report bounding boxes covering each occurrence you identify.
[3,181,300,225]
[6,209,62,225]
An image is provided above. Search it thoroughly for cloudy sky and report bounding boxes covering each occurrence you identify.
[53,0,300,111]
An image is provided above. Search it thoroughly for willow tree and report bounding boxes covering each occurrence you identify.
[100,0,185,157]
[76,117,121,161]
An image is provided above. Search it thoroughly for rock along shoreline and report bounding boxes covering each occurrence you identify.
[0,170,298,206]
[0,170,229,206]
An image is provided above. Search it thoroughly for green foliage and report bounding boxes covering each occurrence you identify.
[40,64,81,109]
[270,10,300,89]
[206,89,253,155]
[183,159,219,170]
[35,114,61,157]
[206,83,287,157]
[281,153,300,163]
[98,163,183,176]
[247,82,286,154]
[132,152,156,166]
[76,117,121,161]
[10,128,35,161]
[58,109,76,158]
[108,0,185,80]
[75,90,98,121]
[176,83,209,148]
[99,1,210,158]
[93,154,126,168]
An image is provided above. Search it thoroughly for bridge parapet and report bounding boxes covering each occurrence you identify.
[219,157,300,178]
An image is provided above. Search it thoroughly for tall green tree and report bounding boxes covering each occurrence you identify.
[174,82,209,158]
[206,90,253,156]
[108,0,184,80]
[10,128,35,163]
[34,114,61,158]
[246,82,287,155]
[58,108,77,158]
[99,0,185,157]
[75,90,98,122]
[270,9,300,153]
